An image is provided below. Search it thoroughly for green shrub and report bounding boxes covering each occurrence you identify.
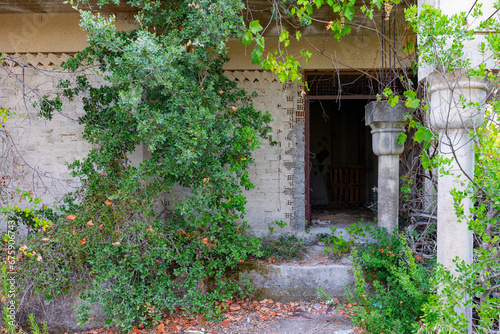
[10,190,264,331]
[320,222,367,259]
[346,226,434,334]
[7,0,274,331]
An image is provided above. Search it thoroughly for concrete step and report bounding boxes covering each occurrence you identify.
[238,242,356,303]
[238,260,355,303]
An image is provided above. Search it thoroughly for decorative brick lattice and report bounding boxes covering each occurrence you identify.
[4,53,73,70]
[224,70,279,83]
[295,96,305,122]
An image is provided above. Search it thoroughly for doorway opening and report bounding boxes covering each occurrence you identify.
[305,73,378,228]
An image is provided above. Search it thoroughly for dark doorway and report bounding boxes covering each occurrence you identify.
[309,99,376,205]
[305,73,378,227]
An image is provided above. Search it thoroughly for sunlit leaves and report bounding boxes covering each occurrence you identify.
[397,133,407,145]
[248,20,263,34]
[279,30,290,47]
[343,2,355,21]
[242,0,397,83]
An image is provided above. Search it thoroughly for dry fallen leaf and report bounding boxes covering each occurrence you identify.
[86,220,94,226]
[79,238,86,245]
[66,214,76,220]
[202,237,209,244]
[112,242,120,246]
[105,200,113,206]
[41,238,50,241]
[229,304,241,312]
[147,225,154,233]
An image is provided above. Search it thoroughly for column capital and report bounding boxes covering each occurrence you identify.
[426,70,489,130]
[365,101,407,156]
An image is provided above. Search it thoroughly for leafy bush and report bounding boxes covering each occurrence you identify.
[7,0,274,331]
[346,226,434,334]
[13,189,264,330]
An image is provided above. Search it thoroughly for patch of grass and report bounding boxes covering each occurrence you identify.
[254,220,308,263]
[259,234,307,262]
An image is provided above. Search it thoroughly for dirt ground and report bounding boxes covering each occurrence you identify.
[80,299,358,334]
[192,300,356,334]
[310,205,374,229]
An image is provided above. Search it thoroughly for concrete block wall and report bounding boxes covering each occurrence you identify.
[0,53,91,204]
[225,71,306,232]
[0,55,306,233]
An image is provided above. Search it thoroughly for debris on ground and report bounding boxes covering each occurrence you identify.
[78,299,362,334]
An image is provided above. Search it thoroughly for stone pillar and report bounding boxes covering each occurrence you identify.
[365,101,407,233]
[427,71,488,330]
[427,71,488,270]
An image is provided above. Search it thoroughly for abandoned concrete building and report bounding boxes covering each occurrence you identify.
[1,0,496,265]
[0,0,497,330]
[0,0,415,230]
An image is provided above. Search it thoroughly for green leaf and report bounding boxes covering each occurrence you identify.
[341,24,352,36]
[251,45,263,65]
[249,20,263,34]
[242,30,253,46]
[344,3,355,21]
[397,133,407,145]
[403,90,417,99]
[279,30,289,43]
[383,87,393,97]
[389,95,399,107]
[314,0,324,8]
[414,127,434,143]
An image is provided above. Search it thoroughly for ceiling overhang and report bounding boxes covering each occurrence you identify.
[0,0,134,14]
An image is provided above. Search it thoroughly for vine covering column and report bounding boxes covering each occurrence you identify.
[427,70,489,330]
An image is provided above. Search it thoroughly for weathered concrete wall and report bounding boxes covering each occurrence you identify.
[0,55,91,202]
[0,11,414,71]
[239,262,355,303]
[225,72,305,232]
